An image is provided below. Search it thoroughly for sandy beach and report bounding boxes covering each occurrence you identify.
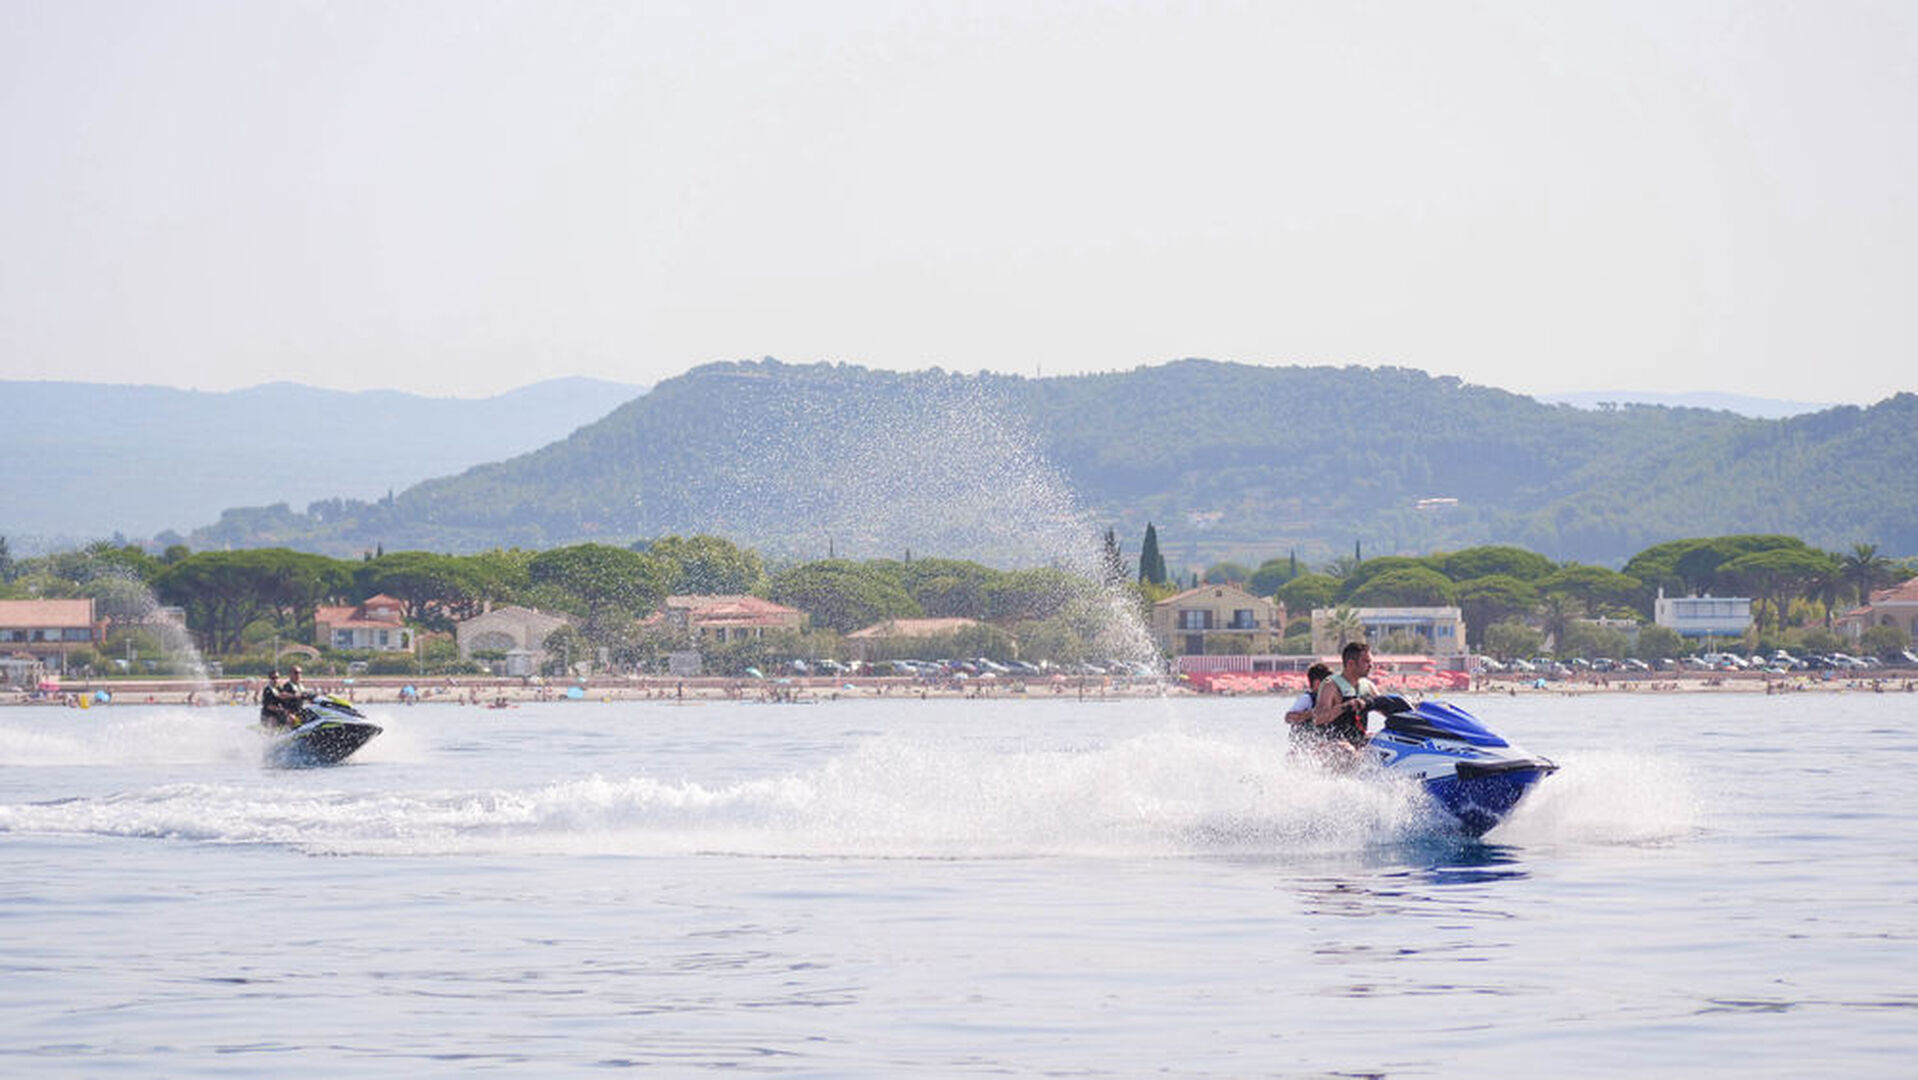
[10,669,1916,708]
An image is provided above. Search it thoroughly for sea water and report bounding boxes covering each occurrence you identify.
[1,692,1913,1077]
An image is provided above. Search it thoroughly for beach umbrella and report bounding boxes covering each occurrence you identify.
[744,667,764,678]
[564,685,586,700]
[93,690,111,704]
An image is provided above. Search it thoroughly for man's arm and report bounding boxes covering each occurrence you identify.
[1312,680,1343,727]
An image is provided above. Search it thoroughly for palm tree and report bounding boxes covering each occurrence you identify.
[1536,594,1578,656]
[1841,543,1897,607]
[1323,606,1366,651]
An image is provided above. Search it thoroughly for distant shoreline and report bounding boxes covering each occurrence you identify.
[10,670,1916,707]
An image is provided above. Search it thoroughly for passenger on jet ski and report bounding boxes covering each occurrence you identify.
[1303,641,1378,764]
[258,669,292,729]
[267,665,318,728]
[1283,661,1332,736]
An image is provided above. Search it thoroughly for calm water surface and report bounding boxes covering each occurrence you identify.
[3,692,1915,1077]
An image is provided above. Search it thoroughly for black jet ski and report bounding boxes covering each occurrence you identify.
[263,693,382,768]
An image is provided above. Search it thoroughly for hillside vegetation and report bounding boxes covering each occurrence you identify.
[179,360,1918,566]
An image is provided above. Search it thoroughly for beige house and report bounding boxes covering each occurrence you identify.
[846,617,986,662]
[0,598,104,670]
[1151,585,1284,656]
[457,605,571,675]
[652,595,807,644]
[1838,576,1918,643]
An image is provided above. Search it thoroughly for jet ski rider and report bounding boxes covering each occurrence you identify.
[280,665,316,724]
[259,669,291,729]
[1283,662,1333,740]
[1308,641,1379,760]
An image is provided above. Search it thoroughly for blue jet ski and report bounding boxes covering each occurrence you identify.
[263,693,382,768]
[1363,695,1557,836]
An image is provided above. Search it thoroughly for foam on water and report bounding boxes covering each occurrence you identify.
[0,721,1698,859]
[0,708,265,766]
[1491,748,1704,846]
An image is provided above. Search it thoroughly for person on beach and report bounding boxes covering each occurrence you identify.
[1304,641,1379,763]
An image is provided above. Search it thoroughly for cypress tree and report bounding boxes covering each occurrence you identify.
[1100,528,1126,586]
[1139,523,1167,585]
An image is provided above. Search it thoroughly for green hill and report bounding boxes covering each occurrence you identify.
[180,359,1918,566]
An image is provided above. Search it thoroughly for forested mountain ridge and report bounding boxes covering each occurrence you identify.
[179,359,1918,566]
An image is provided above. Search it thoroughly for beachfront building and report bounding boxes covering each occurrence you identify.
[846,617,987,663]
[1151,585,1285,656]
[0,598,104,671]
[456,605,571,676]
[1837,576,1918,643]
[1309,605,1467,658]
[654,595,807,644]
[315,593,414,653]
[1652,589,1754,641]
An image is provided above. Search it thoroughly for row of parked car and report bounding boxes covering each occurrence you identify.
[783,657,1160,678]
[1481,649,1918,677]
[1688,649,1918,672]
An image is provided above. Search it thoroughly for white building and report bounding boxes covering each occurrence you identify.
[1653,589,1753,640]
[315,594,414,653]
[1310,606,1467,657]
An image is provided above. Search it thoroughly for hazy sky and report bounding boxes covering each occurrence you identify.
[3,1,1913,403]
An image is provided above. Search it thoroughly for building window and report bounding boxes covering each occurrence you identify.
[1178,610,1213,630]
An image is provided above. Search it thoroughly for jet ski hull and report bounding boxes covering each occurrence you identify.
[1421,763,1557,837]
[263,696,382,768]
[1365,698,1556,837]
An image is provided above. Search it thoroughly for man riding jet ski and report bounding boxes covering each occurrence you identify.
[260,666,382,767]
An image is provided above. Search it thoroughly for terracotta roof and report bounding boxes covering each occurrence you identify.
[1153,584,1265,607]
[316,604,404,627]
[1866,576,1918,605]
[665,594,801,616]
[847,617,982,639]
[698,615,794,628]
[0,598,96,627]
